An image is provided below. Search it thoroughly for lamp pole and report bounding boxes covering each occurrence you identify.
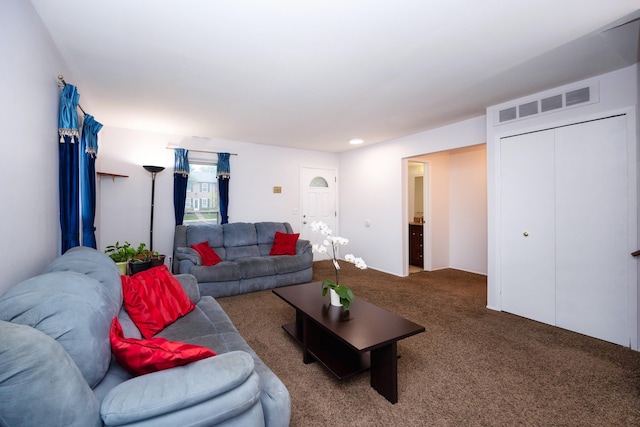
[143,165,165,251]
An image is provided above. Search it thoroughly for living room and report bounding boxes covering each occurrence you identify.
[4,0,640,336]
[3,1,640,425]
[3,0,639,332]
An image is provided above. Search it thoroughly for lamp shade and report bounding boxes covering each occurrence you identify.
[143,165,165,173]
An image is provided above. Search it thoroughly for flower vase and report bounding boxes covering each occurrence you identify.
[330,289,341,307]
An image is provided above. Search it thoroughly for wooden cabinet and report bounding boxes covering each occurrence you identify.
[409,224,423,268]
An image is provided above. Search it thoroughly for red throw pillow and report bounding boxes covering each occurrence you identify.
[109,317,216,376]
[122,265,195,339]
[270,232,299,256]
[190,241,222,266]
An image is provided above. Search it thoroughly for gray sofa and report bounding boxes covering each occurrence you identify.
[0,246,290,427]
[173,222,313,298]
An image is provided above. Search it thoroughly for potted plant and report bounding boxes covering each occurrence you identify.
[150,251,166,268]
[310,221,367,310]
[130,243,153,274]
[105,241,135,275]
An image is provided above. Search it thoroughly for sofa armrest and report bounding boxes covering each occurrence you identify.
[175,247,201,265]
[174,274,200,303]
[100,351,259,427]
[296,239,312,255]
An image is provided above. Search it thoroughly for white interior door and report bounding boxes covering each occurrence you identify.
[501,130,557,325]
[300,167,336,259]
[555,116,630,346]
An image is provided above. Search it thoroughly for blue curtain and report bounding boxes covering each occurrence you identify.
[173,148,189,225]
[217,152,230,224]
[80,115,103,249]
[58,84,81,253]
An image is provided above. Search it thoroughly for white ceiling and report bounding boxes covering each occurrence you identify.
[31,1,640,152]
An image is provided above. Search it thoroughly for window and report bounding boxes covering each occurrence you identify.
[183,162,219,225]
[310,176,329,187]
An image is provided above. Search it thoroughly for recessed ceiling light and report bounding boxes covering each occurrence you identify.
[349,138,364,145]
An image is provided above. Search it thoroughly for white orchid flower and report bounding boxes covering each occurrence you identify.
[310,221,366,281]
[337,237,348,245]
[354,257,367,270]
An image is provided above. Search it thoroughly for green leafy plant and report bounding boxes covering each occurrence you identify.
[104,241,135,263]
[132,243,153,263]
[310,221,367,310]
[321,280,356,310]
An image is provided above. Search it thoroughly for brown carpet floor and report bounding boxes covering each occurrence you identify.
[217,261,640,426]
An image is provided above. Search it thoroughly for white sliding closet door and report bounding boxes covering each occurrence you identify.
[555,116,628,345]
[501,130,556,325]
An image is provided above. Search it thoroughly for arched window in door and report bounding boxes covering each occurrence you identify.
[310,176,329,187]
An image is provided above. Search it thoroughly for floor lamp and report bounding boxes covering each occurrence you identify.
[143,165,165,252]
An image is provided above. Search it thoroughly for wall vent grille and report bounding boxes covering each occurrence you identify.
[540,94,563,112]
[494,83,598,126]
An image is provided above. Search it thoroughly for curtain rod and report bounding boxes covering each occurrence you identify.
[166,146,238,156]
[57,75,87,116]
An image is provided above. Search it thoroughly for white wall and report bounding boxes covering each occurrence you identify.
[0,0,70,295]
[486,64,639,312]
[422,152,451,271]
[449,145,487,274]
[96,127,339,262]
[339,116,486,276]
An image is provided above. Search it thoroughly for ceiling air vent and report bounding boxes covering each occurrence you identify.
[493,82,598,126]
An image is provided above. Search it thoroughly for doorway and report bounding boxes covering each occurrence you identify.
[406,145,487,276]
[300,167,337,260]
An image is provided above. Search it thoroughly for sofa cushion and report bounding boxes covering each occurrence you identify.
[269,232,299,256]
[255,222,292,244]
[186,223,224,248]
[191,241,222,266]
[191,261,241,282]
[117,307,143,339]
[109,317,216,376]
[122,266,195,339]
[0,321,101,427]
[235,257,277,279]
[270,253,311,274]
[226,245,261,260]
[256,222,292,255]
[223,222,258,247]
[44,246,123,306]
[0,271,115,388]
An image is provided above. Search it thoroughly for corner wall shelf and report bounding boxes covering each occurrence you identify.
[97,172,128,182]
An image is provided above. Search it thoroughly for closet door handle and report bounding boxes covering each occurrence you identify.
[632,250,640,257]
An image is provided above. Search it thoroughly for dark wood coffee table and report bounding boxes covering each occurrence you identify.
[273,282,425,403]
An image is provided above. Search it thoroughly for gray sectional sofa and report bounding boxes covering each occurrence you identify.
[173,221,313,298]
[0,246,290,426]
